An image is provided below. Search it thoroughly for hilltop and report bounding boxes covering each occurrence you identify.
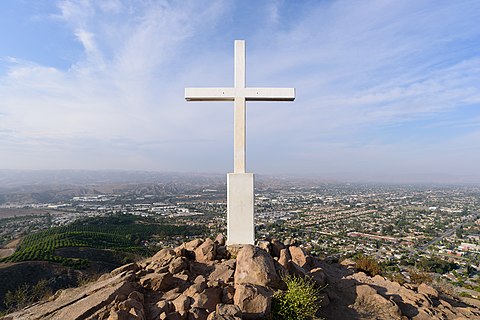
[2,236,480,320]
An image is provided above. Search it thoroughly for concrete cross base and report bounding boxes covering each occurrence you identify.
[227,173,255,245]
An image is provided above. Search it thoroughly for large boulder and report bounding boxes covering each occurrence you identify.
[278,248,291,270]
[185,239,204,251]
[288,246,309,269]
[4,272,138,320]
[418,283,439,299]
[234,245,279,288]
[110,263,139,277]
[354,285,402,319]
[191,287,222,312]
[233,284,272,320]
[140,272,175,291]
[208,261,235,285]
[169,257,188,274]
[152,248,176,265]
[207,304,242,320]
[309,267,327,287]
[172,294,191,312]
[195,238,217,262]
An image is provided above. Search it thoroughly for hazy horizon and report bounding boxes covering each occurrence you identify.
[1,168,480,186]
[1,1,479,179]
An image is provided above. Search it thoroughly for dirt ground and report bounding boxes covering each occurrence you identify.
[0,248,15,259]
[0,238,21,258]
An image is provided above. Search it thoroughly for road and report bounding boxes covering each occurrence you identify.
[419,211,479,252]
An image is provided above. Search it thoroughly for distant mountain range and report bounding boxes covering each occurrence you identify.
[0,169,478,191]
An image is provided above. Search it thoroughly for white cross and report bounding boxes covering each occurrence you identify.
[185,40,295,173]
[185,40,295,245]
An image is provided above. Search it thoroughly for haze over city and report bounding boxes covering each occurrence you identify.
[1,1,479,182]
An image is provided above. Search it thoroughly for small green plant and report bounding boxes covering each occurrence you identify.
[272,275,323,320]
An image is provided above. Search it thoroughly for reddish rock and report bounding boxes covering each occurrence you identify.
[173,294,191,312]
[189,307,209,320]
[418,283,439,299]
[287,260,309,278]
[354,285,402,319]
[111,263,139,277]
[194,275,207,284]
[152,248,176,265]
[208,261,235,284]
[195,238,217,262]
[215,234,226,246]
[184,282,207,298]
[7,238,480,320]
[186,239,204,251]
[117,298,143,313]
[226,244,244,258]
[191,287,222,312]
[233,284,272,320]
[161,311,184,320]
[128,306,145,319]
[216,245,228,259]
[234,245,279,288]
[169,257,188,274]
[173,272,190,286]
[140,272,175,291]
[107,309,132,320]
[221,285,235,304]
[216,303,242,317]
[310,267,327,287]
[278,248,291,270]
[145,299,172,319]
[207,304,242,319]
[256,240,271,253]
[288,246,309,269]
[127,291,144,303]
[163,287,182,300]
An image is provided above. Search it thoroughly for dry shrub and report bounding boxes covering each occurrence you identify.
[409,270,433,284]
[355,255,381,276]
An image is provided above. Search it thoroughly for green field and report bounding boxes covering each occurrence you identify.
[0,214,205,268]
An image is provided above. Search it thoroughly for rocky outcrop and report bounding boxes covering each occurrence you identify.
[234,245,278,288]
[2,269,139,320]
[354,285,402,319]
[3,237,480,320]
[317,261,480,320]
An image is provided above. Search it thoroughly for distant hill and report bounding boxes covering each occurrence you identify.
[0,170,228,204]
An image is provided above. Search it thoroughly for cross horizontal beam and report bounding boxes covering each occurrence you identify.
[185,87,295,102]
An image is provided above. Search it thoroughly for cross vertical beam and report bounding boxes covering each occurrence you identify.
[234,97,246,173]
[235,40,246,88]
[234,40,246,173]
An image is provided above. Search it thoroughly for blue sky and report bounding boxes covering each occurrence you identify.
[0,0,479,182]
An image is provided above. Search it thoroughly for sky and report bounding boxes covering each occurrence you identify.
[0,0,479,182]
